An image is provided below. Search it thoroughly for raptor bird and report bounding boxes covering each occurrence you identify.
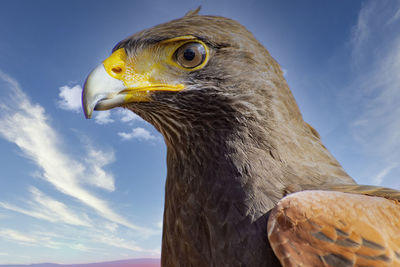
[82,10,400,267]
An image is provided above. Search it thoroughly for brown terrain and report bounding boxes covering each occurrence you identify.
[0,258,160,267]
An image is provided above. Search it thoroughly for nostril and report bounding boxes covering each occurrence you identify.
[112,67,122,74]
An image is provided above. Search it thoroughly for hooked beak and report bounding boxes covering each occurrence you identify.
[82,48,184,119]
[82,63,127,119]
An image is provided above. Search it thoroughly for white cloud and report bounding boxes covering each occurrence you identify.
[352,38,400,152]
[282,68,288,77]
[0,71,152,234]
[0,187,91,226]
[0,228,67,250]
[350,2,374,52]
[349,1,400,185]
[0,225,145,257]
[94,108,143,125]
[0,229,37,244]
[37,224,159,255]
[351,1,400,66]
[58,85,82,113]
[118,127,157,141]
[94,110,114,124]
[95,234,145,252]
[387,5,400,25]
[104,222,119,233]
[69,243,94,252]
[57,83,145,127]
[84,146,115,191]
[372,164,398,185]
[91,233,159,254]
[117,108,141,123]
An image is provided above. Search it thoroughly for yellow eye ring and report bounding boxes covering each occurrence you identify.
[166,38,209,71]
[174,42,206,69]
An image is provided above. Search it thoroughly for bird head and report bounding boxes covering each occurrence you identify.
[82,12,300,141]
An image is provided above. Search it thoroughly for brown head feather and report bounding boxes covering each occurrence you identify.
[184,6,201,17]
[109,15,356,266]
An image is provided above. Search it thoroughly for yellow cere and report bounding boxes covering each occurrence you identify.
[101,36,209,103]
[103,48,127,80]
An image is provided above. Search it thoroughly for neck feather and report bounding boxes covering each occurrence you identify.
[127,80,354,266]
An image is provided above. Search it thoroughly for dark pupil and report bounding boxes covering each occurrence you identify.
[183,48,196,61]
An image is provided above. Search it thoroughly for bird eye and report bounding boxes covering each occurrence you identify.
[174,42,206,69]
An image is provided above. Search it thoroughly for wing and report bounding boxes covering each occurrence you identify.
[267,187,400,267]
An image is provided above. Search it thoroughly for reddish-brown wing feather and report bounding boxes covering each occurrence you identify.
[268,190,400,267]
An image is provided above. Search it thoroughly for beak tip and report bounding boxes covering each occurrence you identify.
[82,102,95,119]
[82,80,93,119]
[84,109,93,119]
[81,63,126,119]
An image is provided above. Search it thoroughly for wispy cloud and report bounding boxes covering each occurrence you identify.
[0,229,37,244]
[31,225,158,254]
[92,106,143,125]
[68,243,95,252]
[58,85,82,113]
[104,222,119,233]
[57,84,145,128]
[0,71,152,233]
[0,187,91,226]
[0,227,102,253]
[83,145,115,191]
[349,1,400,185]
[0,227,83,251]
[57,83,115,124]
[94,110,114,124]
[350,1,400,68]
[118,127,157,141]
[350,1,375,56]
[117,108,141,123]
[95,234,148,252]
[372,164,398,185]
[281,68,288,77]
[387,5,400,25]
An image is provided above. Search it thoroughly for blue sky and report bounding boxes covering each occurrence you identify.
[0,0,399,264]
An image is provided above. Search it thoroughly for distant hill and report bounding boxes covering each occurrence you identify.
[0,258,160,267]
